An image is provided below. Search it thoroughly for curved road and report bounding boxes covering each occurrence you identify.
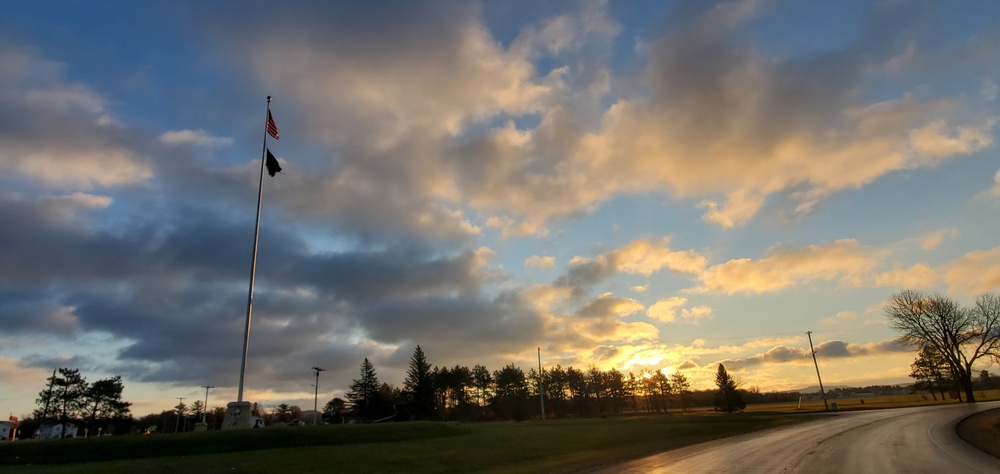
[588,402,1000,473]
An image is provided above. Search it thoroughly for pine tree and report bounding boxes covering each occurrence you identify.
[82,376,131,436]
[53,368,88,436]
[346,358,382,421]
[714,364,745,413]
[404,346,435,420]
[910,346,949,400]
[471,364,492,419]
[493,364,529,420]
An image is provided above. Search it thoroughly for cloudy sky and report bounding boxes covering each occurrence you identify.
[3,0,1000,417]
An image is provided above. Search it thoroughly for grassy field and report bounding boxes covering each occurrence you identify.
[0,412,811,473]
[4,391,997,473]
[745,389,1000,413]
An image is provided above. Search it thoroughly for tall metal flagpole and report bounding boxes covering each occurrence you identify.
[237,96,272,403]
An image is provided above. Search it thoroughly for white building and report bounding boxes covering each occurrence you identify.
[36,422,78,439]
[0,421,14,440]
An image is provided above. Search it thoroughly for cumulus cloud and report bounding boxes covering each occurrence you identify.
[557,237,707,296]
[987,170,1000,199]
[943,247,1000,294]
[546,1,996,229]
[920,229,957,250]
[4,0,999,413]
[648,297,685,323]
[159,129,234,147]
[873,263,938,290]
[818,310,858,327]
[186,0,998,241]
[680,305,712,321]
[0,45,152,190]
[695,239,879,294]
[525,255,556,268]
[700,190,766,229]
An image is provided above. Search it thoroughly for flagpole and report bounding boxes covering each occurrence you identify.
[237,96,272,403]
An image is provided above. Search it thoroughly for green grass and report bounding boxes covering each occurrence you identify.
[8,392,996,473]
[0,413,812,473]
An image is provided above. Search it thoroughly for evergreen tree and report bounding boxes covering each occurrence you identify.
[188,400,205,423]
[545,365,567,416]
[471,364,492,419]
[275,403,293,423]
[346,358,383,421]
[910,346,949,400]
[34,369,61,421]
[82,376,131,436]
[493,364,529,420]
[713,364,745,413]
[404,345,435,419]
[173,401,188,432]
[48,368,88,436]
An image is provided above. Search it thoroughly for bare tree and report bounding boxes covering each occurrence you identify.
[885,291,1000,403]
[670,371,692,411]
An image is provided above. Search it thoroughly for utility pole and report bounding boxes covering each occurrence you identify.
[538,347,545,421]
[201,386,214,424]
[175,397,186,433]
[43,368,57,419]
[807,331,829,411]
[312,367,325,425]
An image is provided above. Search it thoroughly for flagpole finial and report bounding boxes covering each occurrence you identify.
[267,96,271,102]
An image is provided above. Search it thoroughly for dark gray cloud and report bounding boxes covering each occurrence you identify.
[717,339,912,371]
[0,287,79,335]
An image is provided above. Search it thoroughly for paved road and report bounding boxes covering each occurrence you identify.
[588,402,1000,473]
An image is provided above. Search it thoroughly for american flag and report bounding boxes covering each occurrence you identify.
[266,110,280,140]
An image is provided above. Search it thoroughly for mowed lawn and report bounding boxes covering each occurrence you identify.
[6,392,997,474]
[1,412,812,473]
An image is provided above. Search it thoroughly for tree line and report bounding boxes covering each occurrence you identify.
[324,346,771,423]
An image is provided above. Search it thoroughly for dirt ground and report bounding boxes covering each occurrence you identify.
[957,407,1000,459]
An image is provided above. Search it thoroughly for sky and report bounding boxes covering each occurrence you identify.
[2,0,1000,418]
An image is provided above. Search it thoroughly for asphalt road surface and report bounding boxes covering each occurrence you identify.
[588,402,1000,473]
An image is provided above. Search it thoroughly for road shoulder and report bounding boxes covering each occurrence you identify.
[956,407,1000,459]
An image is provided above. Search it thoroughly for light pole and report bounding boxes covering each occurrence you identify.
[312,367,325,425]
[201,386,214,424]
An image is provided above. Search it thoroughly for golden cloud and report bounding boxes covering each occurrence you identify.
[943,247,1000,294]
[695,239,878,294]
